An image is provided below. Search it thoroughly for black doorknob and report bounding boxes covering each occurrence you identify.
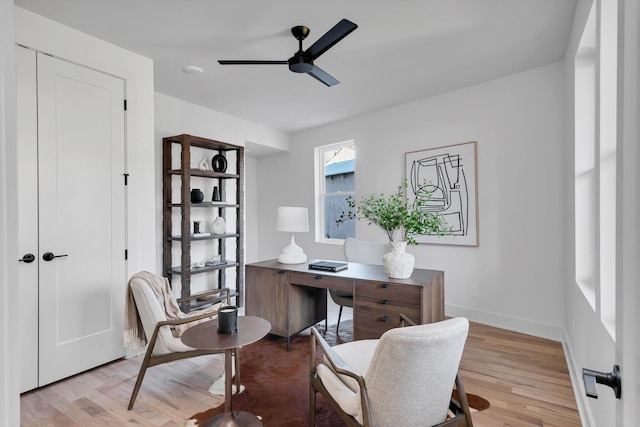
[18,253,35,263]
[42,252,68,262]
[583,364,622,399]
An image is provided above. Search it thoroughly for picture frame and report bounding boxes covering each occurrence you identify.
[405,141,478,246]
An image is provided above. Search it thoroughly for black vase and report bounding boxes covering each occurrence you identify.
[190,188,204,203]
[212,186,221,202]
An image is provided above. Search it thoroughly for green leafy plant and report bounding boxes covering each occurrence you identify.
[336,180,450,245]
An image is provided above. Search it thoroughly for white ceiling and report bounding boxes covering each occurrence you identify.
[15,0,577,134]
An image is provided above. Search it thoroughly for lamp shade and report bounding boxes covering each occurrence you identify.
[275,206,309,233]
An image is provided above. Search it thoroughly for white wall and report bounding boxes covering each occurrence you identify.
[154,93,290,272]
[0,0,19,424]
[15,7,156,276]
[257,62,566,340]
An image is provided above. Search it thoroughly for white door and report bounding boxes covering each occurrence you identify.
[580,0,639,424]
[17,48,127,389]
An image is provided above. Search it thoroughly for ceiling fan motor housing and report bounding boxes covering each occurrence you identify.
[288,53,314,73]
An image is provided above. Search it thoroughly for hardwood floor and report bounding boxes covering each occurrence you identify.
[20,319,582,426]
[460,322,581,426]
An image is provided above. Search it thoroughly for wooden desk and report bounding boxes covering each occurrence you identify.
[245,260,444,349]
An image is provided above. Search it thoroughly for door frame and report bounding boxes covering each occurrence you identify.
[0,0,20,425]
[618,0,640,424]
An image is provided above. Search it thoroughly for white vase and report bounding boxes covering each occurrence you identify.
[382,241,415,279]
[211,217,226,234]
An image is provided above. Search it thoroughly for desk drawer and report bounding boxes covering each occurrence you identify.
[354,310,418,340]
[355,280,421,307]
[354,300,421,324]
[289,272,353,292]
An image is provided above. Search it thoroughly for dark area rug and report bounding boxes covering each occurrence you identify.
[187,320,488,426]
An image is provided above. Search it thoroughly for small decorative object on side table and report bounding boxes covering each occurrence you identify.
[181,316,271,427]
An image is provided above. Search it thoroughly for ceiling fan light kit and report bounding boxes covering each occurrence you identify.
[218,19,357,87]
[182,65,204,75]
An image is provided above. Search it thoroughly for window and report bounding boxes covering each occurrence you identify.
[314,141,355,243]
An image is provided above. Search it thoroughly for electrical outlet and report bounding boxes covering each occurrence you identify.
[470,285,479,297]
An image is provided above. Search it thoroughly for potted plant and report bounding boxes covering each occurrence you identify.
[337,180,449,278]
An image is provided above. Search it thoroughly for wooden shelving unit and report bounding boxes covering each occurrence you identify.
[162,134,244,311]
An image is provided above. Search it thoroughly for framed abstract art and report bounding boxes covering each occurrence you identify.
[405,141,478,246]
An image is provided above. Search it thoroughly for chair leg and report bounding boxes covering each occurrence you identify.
[310,383,317,426]
[128,346,154,410]
[336,305,343,332]
[310,330,317,427]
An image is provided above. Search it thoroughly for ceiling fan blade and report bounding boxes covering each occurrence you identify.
[307,66,340,87]
[218,60,288,65]
[305,19,358,60]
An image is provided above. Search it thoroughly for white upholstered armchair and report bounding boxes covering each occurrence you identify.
[310,316,473,427]
[125,271,240,409]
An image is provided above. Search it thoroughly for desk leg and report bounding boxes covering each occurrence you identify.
[201,349,263,427]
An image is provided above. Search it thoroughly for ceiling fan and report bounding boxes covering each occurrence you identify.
[218,19,358,87]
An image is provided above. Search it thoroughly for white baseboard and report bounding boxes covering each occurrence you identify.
[445,303,563,341]
[562,331,593,427]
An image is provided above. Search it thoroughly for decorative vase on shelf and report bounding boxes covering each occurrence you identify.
[212,217,226,235]
[190,188,204,203]
[382,241,415,279]
[212,186,221,202]
[198,156,210,171]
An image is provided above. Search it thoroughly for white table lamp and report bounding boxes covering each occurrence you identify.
[276,206,309,264]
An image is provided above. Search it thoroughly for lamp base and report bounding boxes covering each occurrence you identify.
[278,234,307,264]
[278,252,308,264]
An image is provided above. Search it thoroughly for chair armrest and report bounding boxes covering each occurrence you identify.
[310,327,373,426]
[310,327,363,383]
[146,308,220,354]
[155,310,216,328]
[400,313,417,327]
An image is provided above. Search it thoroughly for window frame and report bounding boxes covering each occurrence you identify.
[314,140,355,245]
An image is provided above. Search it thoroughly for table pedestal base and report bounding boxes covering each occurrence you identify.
[201,411,262,427]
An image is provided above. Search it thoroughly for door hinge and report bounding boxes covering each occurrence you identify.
[124,173,129,185]
[124,99,127,111]
[125,249,128,260]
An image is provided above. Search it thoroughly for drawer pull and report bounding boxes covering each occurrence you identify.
[381,283,389,289]
[314,275,322,280]
[380,315,390,323]
[380,299,389,305]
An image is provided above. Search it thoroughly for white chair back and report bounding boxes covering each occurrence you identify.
[365,317,469,426]
[343,238,390,265]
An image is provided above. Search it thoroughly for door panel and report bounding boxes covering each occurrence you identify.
[36,53,126,386]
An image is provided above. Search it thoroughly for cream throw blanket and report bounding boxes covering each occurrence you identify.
[124,271,218,350]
